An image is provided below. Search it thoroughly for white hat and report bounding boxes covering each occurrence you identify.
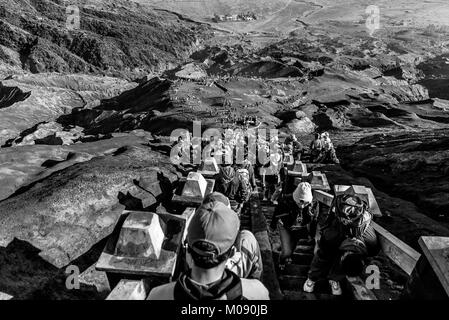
[293,182,313,204]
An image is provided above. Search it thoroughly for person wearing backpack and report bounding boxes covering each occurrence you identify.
[303,194,379,295]
[270,182,318,270]
[202,192,263,280]
[147,201,269,300]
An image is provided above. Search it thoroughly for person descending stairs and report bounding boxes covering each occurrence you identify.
[260,180,348,300]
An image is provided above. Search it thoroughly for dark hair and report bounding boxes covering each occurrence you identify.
[187,244,233,269]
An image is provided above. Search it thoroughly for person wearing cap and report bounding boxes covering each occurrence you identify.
[147,201,269,300]
[270,182,318,270]
[215,163,249,215]
[202,192,263,280]
[303,194,379,296]
[309,133,323,163]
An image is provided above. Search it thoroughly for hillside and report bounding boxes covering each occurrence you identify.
[0,0,209,79]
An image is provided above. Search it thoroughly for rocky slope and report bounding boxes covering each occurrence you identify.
[0,73,136,146]
[339,129,449,223]
[0,139,184,299]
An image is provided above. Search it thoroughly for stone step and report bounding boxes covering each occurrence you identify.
[279,275,307,291]
[272,251,314,266]
[297,238,316,246]
[280,276,340,296]
[294,245,315,254]
[282,290,317,300]
[283,290,344,301]
[281,264,310,276]
[291,252,314,265]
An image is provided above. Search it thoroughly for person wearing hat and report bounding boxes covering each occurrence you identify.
[147,201,269,300]
[201,192,263,280]
[270,182,318,270]
[303,194,379,296]
[215,163,249,215]
[309,133,323,163]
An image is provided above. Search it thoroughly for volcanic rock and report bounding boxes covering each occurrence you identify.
[0,145,181,267]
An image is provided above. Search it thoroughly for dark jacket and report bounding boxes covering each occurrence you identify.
[270,195,317,230]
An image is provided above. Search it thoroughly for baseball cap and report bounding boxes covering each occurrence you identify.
[202,192,231,208]
[187,202,240,257]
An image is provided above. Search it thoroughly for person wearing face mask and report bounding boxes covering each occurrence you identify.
[303,194,379,296]
[269,182,318,270]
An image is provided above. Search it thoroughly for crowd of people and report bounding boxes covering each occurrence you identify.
[148,130,375,300]
[309,132,340,164]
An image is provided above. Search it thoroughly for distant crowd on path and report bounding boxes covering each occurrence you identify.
[172,130,340,170]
